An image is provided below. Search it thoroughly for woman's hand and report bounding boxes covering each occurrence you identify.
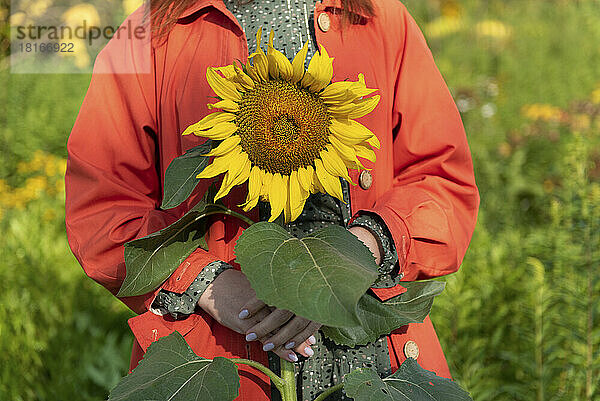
[238,298,321,362]
[198,269,269,334]
[198,269,319,362]
[198,228,377,362]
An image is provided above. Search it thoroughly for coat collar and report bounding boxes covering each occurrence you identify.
[177,0,222,19]
[176,0,373,21]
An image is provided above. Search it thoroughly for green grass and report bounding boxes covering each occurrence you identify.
[0,71,135,400]
[0,73,91,178]
[1,0,599,399]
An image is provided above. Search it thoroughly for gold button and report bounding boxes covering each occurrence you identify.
[318,13,331,32]
[359,170,373,190]
[403,340,419,359]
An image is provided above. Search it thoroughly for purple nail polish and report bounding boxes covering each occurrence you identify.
[284,341,295,349]
[246,333,257,341]
[308,335,316,345]
[238,309,249,319]
[263,342,274,351]
[288,352,298,362]
[304,346,314,357]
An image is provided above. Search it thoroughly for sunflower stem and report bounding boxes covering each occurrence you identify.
[270,213,298,401]
[280,359,298,401]
[230,358,285,390]
[216,208,256,226]
[313,383,344,401]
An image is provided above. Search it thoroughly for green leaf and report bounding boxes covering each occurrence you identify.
[161,140,212,209]
[235,222,379,327]
[109,332,240,401]
[322,281,445,347]
[118,201,231,297]
[343,359,473,401]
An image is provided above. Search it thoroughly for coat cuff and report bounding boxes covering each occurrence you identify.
[152,261,232,319]
[356,206,411,302]
[347,211,399,285]
[141,248,221,312]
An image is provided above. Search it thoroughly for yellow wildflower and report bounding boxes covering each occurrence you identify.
[591,86,600,105]
[123,0,143,15]
[425,16,464,39]
[570,114,591,131]
[521,104,563,122]
[475,20,512,41]
[62,3,101,27]
[441,0,462,18]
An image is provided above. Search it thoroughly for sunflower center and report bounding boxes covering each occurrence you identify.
[272,115,300,144]
[236,80,331,175]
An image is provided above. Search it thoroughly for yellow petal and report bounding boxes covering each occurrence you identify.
[314,158,343,200]
[268,173,286,222]
[282,175,291,222]
[207,67,242,102]
[321,78,377,105]
[214,153,251,201]
[321,81,356,98]
[283,186,291,222]
[355,143,376,163]
[268,49,293,80]
[233,63,255,90]
[321,88,354,105]
[207,99,239,113]
[329,95,381,119]
[350,73,378,97]
[260,170,273,198]
[205,135,241,157]
[300,71,318,92]
[302,44,333,92]
[321,147,354,185]
[289,170,309,221]
[196,121,238,140]
[182,112,236,135]
[291,41,309,83]
[240,166,261,211]
[215,65,236,78]
[297,165,313,192]
[329,118,375,144]
[312,170,325,193]
[255,27,265,55]
[196,147,241,179]
[246,27,269,82]
[267,30,293,80]
[367,134,381,149]
[328,135,365,170]
[249,52,269,82]
[214,65,245,92]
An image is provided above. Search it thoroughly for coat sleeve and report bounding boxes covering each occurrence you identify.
[363,6,480,281]
[65,17,219,315]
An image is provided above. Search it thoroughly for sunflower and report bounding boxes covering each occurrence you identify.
[183,28,381,223]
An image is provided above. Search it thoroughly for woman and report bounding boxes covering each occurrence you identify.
[65,0,479,399]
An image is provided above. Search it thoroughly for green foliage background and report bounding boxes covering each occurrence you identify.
[0,0,598,399]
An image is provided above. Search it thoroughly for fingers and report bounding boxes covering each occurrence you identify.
[238,296,268,320]
[259,315,310,352]
[271,329,318,362]
[273,347,300,362]
[290,322,320,356]
[239,306,272,333]
[244,312,321,362]
[244,308,294,342]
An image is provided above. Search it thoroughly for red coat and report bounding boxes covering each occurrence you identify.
[65,0,479,399]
